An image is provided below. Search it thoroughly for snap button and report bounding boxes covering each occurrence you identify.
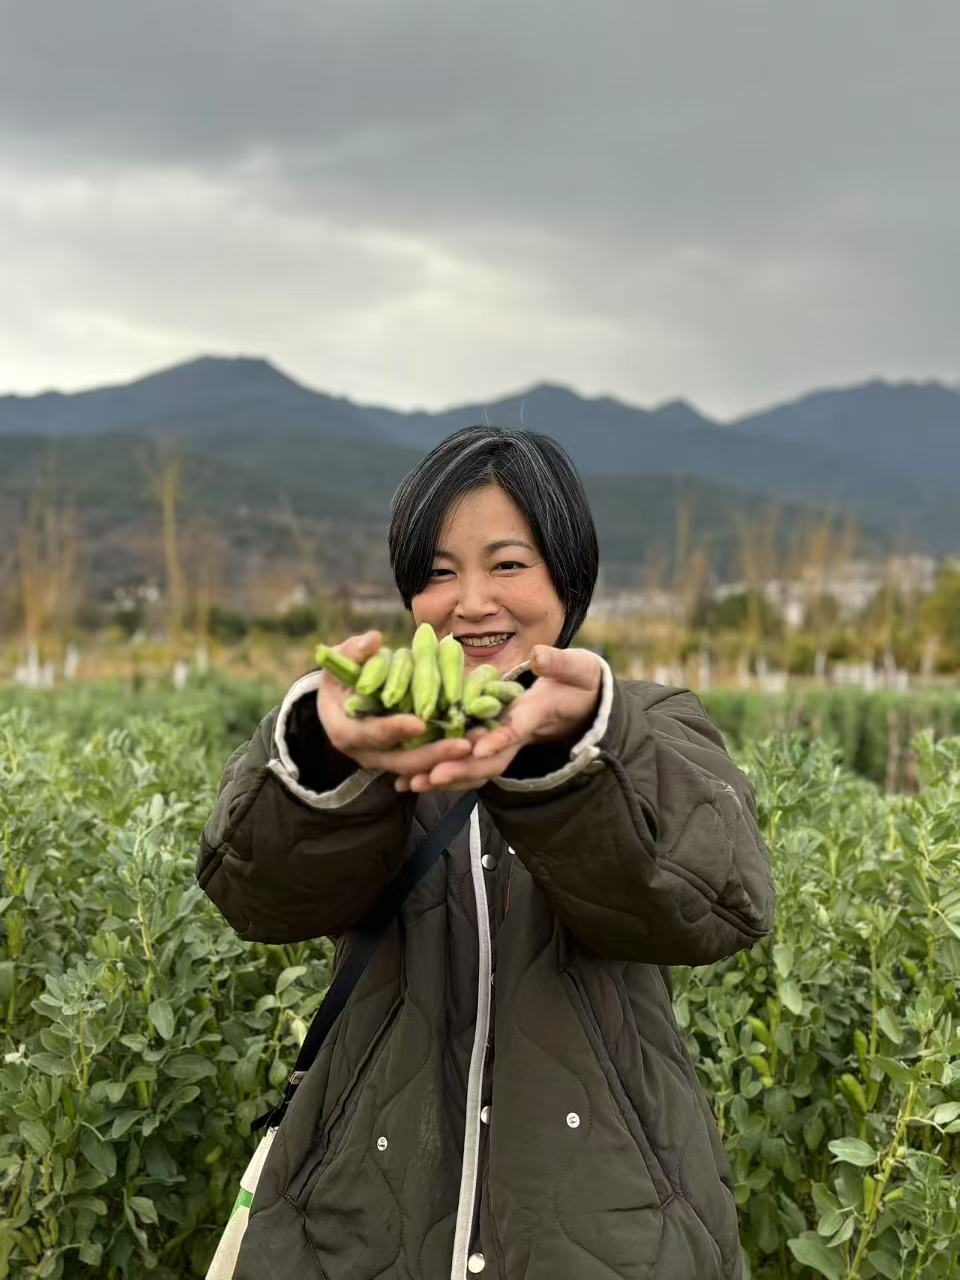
[467,1252,486,1272]
[480,1105,491,1125]
[508,845,516,856]
[376,1136,388,1151]
[566,1112,581,1129]
[481,854,496,871]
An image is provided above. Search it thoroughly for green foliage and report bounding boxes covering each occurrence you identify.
[677,730,960,1278]
[691,590,785,639]
[0,696,330,1277]
[921,563,960,666]
[0,679,957,1277]
[703,687,960,789]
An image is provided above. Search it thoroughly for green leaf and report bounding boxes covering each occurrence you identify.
[867,1248,902,1279]
[803,1114,825,1152]
[816,1208,844,1236]
[835,1162,862,1208]
[827,1214,855,1246]
[72,1195,108,1215]
[129,1194,159,1224]
[811,1182,840,1217]
[148,999,176,1041]
[78,1242,103,1266]
[788,1232,841,1280]
[828,1138,877,1167]
[873,1055,916,1084]
[110,1109,143,1139]
[19,1119,51,1155]
[930,1101,960,1126]
[773,942,794,980]
[276,965,308,994]
[876,1007,903,1044]
[79,1129,117,1178]
[164,1054,216,1082]
[161,1084,201,1117]
[779,980,803,1015]
[143,1137,178,1181]
[0,960,15,1002]
[30,1052,71,1076]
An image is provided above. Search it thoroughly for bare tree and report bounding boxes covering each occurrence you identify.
[15,447,83,646]
[138,441,187,638]
[158,447,186,636]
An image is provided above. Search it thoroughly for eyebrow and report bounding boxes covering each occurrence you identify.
[434,539,535,559]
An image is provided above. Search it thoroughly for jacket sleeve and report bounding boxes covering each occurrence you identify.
[197,672,415,944]
[480,659,776,966]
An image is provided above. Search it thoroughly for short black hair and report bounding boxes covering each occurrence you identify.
[388,425,599,649]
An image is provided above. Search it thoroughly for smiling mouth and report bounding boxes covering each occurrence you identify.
[457,633,515,649]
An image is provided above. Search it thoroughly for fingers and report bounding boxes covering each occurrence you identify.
[530,645,602,691]
[472,722,520,759]
[336,630,382,663]
[398,741,521,792]
[348,713,427,751]
[367,736,473,778]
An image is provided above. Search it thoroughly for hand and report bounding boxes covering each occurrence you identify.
[394,646,603,794]
[317,631,474,779]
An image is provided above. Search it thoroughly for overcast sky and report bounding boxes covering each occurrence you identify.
[1,1,957,419]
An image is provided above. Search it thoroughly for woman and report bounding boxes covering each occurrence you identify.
[198,425,776,1280]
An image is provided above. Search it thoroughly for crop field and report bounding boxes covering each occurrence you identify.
[0,677,958,1278]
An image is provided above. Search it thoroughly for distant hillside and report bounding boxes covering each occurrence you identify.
[731,378,960,483]
[0,432,889,605]
[4,356,956,551]
[1,356,956,610]
[0,356,382,443]
[364,381,957,551]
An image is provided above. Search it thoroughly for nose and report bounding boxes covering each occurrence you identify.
[454,571,500,623]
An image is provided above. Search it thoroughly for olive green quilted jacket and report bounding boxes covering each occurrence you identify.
[198,657,776,1279]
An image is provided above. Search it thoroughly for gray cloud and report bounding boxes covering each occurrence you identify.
[1,0,958,415]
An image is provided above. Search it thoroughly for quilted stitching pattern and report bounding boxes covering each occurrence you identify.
[198,679,774,1279]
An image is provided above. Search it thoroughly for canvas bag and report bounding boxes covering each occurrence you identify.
[205,790,479,1279]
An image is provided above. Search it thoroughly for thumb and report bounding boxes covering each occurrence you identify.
[338,630,381,663]
[530,645,601,690]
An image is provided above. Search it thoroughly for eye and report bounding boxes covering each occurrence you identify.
[494,560,527,572]
[429,567,454,579]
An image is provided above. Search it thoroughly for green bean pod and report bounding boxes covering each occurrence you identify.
[411,623,442,721]
[438,634,465,708]
[464,694,504,720]
[443,707,467,739]
[381,648,414,709]
[463,663,499,704]
[314,644,361,688]
[356,647,393,696]
[345,693,383,719]
[484,680,524,703]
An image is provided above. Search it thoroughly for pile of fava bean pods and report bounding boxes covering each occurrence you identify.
[314,624,526,748]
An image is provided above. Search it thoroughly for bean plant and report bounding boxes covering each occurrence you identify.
[0,702,332,1276]
[0,681,958,1278]
[676,729,960,1277]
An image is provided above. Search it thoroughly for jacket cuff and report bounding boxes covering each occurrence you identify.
[268,671,381,811]
[490,652,616,793]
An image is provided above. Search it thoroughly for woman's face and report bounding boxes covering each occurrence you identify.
[411,484,565,675]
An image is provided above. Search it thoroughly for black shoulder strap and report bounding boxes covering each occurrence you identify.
[253,788,478,1133]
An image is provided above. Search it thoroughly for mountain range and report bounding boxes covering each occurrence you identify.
[1,356,956,606]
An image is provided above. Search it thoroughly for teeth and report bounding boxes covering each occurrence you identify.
[460,634,512,648]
